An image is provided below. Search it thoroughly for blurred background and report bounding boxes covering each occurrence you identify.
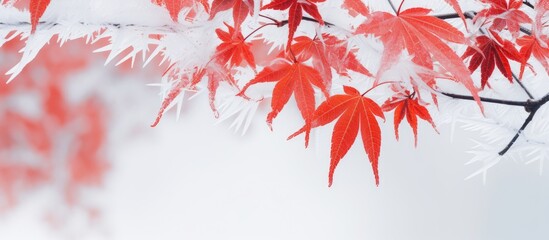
[0,1,549,240]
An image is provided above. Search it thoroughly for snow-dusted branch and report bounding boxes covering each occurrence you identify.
[0,20,181,33]
[440,90,549,155]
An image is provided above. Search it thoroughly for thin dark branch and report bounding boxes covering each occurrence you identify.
[523,1,535,9]
[387,0,398,14]
[441,91,549,154]
[433,12,475,20]
[439,92,529,107]
[277,16,334,27]
[244,23,279,41]
[512,72,534,99]
[0,20,180,33]
[435,13,462,20]
[499,109,537,155]
[433,11,532,35]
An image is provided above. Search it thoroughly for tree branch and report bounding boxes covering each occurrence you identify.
[387,0,398,14]
[0,20,181,34]
[523,1,535,9]
[441,91,549,155]
[513,73,534,99]
[439,92,529,107]
[433,11,532,35]
[278,16,335,27]
[498,108,537,155]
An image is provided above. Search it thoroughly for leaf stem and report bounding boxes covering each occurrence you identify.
[259,14,280,25]
[277,16,334,27]
[362,81,400,96]
[244,23,277,41]
[397,0,406,15]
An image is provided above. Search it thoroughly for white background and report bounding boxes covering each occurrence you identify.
[0,0,549,239]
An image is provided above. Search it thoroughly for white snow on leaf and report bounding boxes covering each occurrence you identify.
[215,92,261,136]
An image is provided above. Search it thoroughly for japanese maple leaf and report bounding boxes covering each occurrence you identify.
[462,31,523,89]
[288,86,385,186]
[342,0,369,17]
[517,31,549,77]
[151,64,237,126]
[475,0,531,37]
[237,56,329,144]
[357,7,483,111]
[290,34,372,88]
[152,0,209,22]
[30,0,51,33]
[381,91,437,146]
[214,23,256,69]
[444,0,467,27]
[209,0,253,30]
[261,0,325,48]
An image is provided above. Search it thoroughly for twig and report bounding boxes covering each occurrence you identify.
[498,109,537,155]
[441,91,549,155]
[523,1,535,9]
[278,16,334,27]
[433,11,532,35]
[512,73,534,99]
[387,0,398,14]
[0,20,181,34]
[439,92,528,107]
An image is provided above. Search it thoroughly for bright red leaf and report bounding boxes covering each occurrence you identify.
[357,7,483,111]
[214,23,256,69]
[444,0,467,27]
[290,34,372,87]
[238,56,329,144]
[209,0,253,30]
[517,33,549,77]
[261,0,325,48]
[289,86,384,186]
[382,91,437,146]
[153,0,209,22]
[462,31,523,88]
[342,0,369,17]
[151,63,237,126]
[30,0,50,33]
[475,0,531,37]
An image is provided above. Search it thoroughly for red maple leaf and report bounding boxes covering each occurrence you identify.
[289,86,385,186]
[462,31,523,88]
[475,0,531,37]
[342,0,369,17]
[151,62,239,127]
[261,0,325,48]
[381,91,437,146]
[30,0,51,33]
[153,22,259,126]
[517,32,549,77]
[209,0,253,30]
[214,23,256,69]
[357,7,483,110]
[290,34,372,87]
[152,0,209,22]
[237,56,329,144]
[444,0,467,27]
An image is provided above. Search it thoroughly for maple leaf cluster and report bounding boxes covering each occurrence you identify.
[3,0,549,186]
